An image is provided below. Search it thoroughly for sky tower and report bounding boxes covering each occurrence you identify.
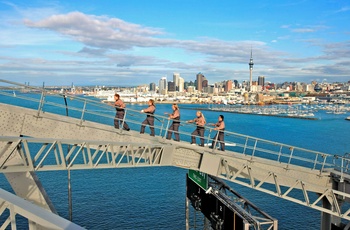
[249,48,254,91]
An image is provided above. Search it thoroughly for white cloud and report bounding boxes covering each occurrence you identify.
[291,28,315,33]
[0,8,349,86]
[24,12,169,50]
[335,6,350,13]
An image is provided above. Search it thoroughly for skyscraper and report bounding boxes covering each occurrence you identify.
[168,81,175,92]
[225,80,233,92]
[159,77,167,95]
[178,77,184,92]
[258,76,265,87]
[249,49,254,91]
[173,73,180,91]
[149,83,156,91]
[196,73,207,92]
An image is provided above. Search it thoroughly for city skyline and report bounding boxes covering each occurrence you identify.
[0,0,350,86]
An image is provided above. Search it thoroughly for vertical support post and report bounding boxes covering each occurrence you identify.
[211,130,219,152]
[163,118,171,139]
[321,179,344,230]
[79,100,87,126]
[36,91,46,117]
[321,197,331,230]
[121,108,127,131]
[251,139,258,157]
[158,118,165,137]
[185,197,190,230]
[243,137,249,155]
[9,205,17,230]
[185,175,190,230]
[67,143,73,222]
[68,165,72,221]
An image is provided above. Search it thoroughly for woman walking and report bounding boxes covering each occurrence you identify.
[165,103,181,141]
[140,99,156,136]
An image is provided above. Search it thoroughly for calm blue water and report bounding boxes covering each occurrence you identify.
[1,92,349,229]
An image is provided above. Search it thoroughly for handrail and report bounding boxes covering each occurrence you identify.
[0,79,344,175]
[0,188,85,229]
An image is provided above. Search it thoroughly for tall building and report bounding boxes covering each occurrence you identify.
[258,76,265,87]
[159,77,167,95]
[168,81,175,92]
[225,80,233,92]
[178,77,184,92]
[149,83,156,91]
[196,73,207,92]
[249,49,254,91]
[173,73,180,91]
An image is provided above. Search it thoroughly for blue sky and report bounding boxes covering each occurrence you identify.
[0,0,349,86]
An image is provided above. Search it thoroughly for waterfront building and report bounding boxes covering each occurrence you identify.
[184,81,196,92]
[159,77,167,95]
[250,81,258,92]
[187,86,196,94]
[178,77,184,92]
[303,84,315,92]
[173,73,180,91]
[225,80,233,92]
[202,79,208,88]
[149,82,156,92]
[258,76,265,88]
[295,82,303,92]
[196,72,207,92]
[168,81,175,92]
[204,85,215,94]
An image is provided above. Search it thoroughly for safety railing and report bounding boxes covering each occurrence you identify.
[0,188,85,229]
[0,79,345,175]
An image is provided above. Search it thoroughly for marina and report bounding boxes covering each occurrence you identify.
[183,103,350,120]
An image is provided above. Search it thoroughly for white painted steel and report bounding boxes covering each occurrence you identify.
[0,188,85,230]
[1,81,350,227]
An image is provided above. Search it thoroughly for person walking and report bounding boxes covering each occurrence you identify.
[210,115,225,151]
[187,111,206,146]
[165,103,181,141]
[140,99,156,136]
[113,93,130,131]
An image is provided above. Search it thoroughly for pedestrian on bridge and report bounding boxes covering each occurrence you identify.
[165,103,181,141]
[113,93,130,131]
[140,99,156,136]
[187,111,206,146]
[210,115,225,151]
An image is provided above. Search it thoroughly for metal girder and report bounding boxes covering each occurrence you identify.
[219,156,350,221]
[1,89,350,227]
[0,137,167,172]
[0,188,85,229]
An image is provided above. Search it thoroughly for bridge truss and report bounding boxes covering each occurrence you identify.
[1,79,350,229]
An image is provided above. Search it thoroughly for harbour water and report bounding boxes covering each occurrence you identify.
[0,93,349,229]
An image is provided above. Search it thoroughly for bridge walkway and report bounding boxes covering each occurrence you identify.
[1,79,350,228]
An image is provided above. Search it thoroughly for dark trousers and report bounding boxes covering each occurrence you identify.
[114,111,130,130]
[167,122,180,141]
[191,127,205,146]
[140,116,155,136]
[211,131,225,151]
